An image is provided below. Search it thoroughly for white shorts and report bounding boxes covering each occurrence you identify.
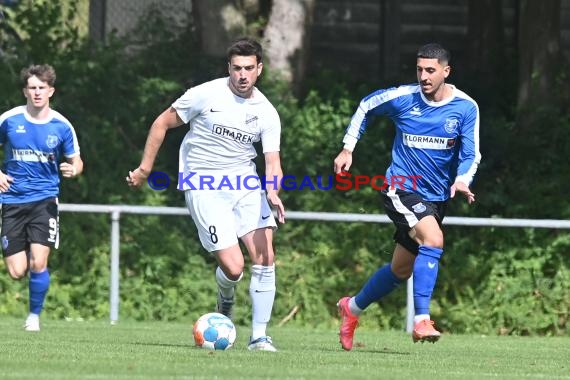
[184,188,277,252]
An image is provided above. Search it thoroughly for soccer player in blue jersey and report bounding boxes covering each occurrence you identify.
[333,43,481,349]
[0,64,83,331]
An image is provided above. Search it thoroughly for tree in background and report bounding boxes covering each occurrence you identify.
[191,0,315,93]
[516,0,563,130]
[467,0,509,110]
[263,0,315,94]
[191,0,270,58]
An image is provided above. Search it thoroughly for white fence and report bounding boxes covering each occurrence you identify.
[59,203,570,331]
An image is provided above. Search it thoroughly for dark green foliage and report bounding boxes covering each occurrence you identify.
[0,0,568,336]
[437,228,570,336]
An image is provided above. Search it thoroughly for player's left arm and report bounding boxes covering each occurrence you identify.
[60,155,83,178]
[59,125,84,178]
[264,151,285,223]
[451,103,481,204]
[261,107,285,223]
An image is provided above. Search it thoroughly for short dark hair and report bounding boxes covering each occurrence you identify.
[226,38,263,64]
[21,64,56,87]
[417,43,451,65]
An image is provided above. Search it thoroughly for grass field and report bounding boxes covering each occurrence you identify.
[1,318,569,380]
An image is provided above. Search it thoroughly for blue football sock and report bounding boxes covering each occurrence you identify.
[29,269,50,315]
[354,264,403,310]
[413,246,443,316]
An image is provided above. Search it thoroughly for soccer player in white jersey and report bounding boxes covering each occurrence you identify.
[127,38,285,352]
[333,43,481,349]
[0,64,84,331]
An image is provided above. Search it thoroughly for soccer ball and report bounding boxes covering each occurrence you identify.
[193,312,236,350]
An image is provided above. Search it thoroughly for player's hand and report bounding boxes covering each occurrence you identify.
[59,162,77,178]
[126,167,149,188]
[333,149,353,173]
[266,192,285,224]
[0,171,14,192]
[450,181,475,204]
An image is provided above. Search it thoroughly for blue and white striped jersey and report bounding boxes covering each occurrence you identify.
[343,84,481,201]
[0,105,81,204]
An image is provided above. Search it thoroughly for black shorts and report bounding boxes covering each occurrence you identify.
[1,197,59,257]
[381,189,447,255]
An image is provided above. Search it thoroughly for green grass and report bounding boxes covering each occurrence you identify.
[0,318,569,380]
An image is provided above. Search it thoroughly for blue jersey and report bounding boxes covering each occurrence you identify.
[343,84,481,201]
[0,106,81,204]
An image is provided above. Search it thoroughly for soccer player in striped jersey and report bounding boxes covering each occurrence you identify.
[334,43,481,349]
[0,64,84,331]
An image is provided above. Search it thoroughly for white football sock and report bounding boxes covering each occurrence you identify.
[249,264,276,340]
[216,266,242,299]
[348,297,363,316]
[414,314,430,323]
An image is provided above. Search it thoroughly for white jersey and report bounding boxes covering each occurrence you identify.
[172,77,281,190]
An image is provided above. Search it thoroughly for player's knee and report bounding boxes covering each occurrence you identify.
[250,248,275,266]
[424,238,444,249]
[222,267,244,281]
[420,233,444,248]
[391,245,415,278]
[7,266,27,280]
[29,262,48,273]
[393,267,412,280]
[226,270,243,281]
[391,262,413,279]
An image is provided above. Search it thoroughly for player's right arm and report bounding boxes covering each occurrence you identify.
[0,170,14,192]
[127,107,184,188]
[333,149,353,174]
[0,117,14,192]
[334,86,405,174]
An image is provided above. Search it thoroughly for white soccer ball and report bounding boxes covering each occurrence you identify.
[193,312,236,350]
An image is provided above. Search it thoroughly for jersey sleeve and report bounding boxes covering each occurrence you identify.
[0,128,6,146]
[261,107,281,153]
[62,123,81,157]
[171,87,205,124]
[0,111,9,145]
[342,86,412,151]
[50,111,80,157]
[454,102,481,186]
